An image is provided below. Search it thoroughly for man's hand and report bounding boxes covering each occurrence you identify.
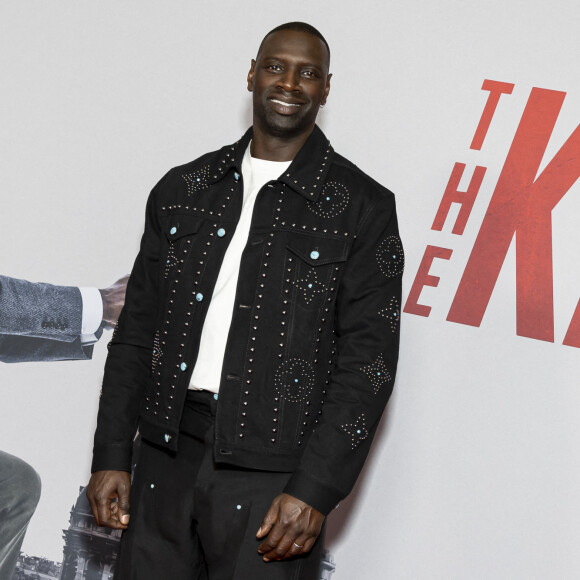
[99,275,129,329]
[86,470,131,529]
[256,493,325,562]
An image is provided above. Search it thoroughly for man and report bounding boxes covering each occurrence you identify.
[0,274,127,579]
[87,22,403,579]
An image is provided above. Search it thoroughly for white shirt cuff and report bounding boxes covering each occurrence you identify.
[79,286,103,343]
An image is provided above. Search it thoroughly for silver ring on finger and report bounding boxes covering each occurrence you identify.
[293,542,304,549]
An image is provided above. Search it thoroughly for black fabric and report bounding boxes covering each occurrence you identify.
[93,124,403,515]
[116,397,324,580]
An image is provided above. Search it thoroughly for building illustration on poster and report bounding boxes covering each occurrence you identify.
[59,488,120,580]
[320,550,336,579]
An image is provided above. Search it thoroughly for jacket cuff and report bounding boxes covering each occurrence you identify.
[91,444,133,474]
[283,469,343,516]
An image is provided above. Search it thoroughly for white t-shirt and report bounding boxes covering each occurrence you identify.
[189,145,291,393]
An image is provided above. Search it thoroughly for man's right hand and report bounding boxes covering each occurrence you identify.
[99,275,130,330]
[86,470,131,529]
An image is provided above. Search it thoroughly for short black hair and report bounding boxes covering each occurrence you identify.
[257,22,330,64]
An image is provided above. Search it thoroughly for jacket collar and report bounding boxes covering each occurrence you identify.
[207,125,334,202]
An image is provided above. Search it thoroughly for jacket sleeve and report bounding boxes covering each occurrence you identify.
[0,275,83,340]
[284,191,403,514]
[0,275,95,362]
[0,335,94,363]
[91,178,165,473]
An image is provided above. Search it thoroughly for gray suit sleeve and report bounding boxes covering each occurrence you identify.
[0,275,96,363]
[0,334,95,362]
[0,275,82,339]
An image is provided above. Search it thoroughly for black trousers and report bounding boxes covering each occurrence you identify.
[116,391,324,580]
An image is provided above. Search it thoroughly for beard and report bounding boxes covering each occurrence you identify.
[253,92,319,138]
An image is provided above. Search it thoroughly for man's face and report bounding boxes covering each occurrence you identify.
[247,29,331,138]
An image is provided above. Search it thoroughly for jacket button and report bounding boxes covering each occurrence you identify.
[196,293,204,302]
[310,250,320,260]
[217,228,226,237]
[180,362,187,371]
[170,226,178,235]
[234,172,240,181]
[213,393,218,400]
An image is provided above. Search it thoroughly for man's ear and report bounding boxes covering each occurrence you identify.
[247,59,256,92]
[321,72,332,105]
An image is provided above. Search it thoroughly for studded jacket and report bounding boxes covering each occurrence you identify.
[92,125,403,515]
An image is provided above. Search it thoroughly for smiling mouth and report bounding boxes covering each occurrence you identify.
[269,98,302,107]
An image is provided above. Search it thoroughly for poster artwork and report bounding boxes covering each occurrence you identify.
[404,79,580,348]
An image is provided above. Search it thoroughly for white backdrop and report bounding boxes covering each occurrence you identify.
[0,1,578,578]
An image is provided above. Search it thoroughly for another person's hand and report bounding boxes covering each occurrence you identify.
[256,493,325,562]
[86,470,131,529]
[99,275,129,329]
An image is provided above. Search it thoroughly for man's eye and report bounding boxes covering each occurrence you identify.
[302,70,318,79]
[267,64,283,72]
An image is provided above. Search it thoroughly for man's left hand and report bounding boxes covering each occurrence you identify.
[256,493,325,562]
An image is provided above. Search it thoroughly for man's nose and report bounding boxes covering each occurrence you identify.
[277,69,301,92]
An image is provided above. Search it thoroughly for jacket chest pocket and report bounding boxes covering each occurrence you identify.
[285,234,349,311]
[162,216,206,280]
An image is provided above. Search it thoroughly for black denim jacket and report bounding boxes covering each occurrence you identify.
[92,125,403,515]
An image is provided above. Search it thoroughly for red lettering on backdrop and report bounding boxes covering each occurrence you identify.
[563,300,580,348]
[403,246,453,317]
[447,88,580,342]
[431,163,487,235]
[470,80,515,150]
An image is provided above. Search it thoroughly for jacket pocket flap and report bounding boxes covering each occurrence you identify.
[164,217,205,241]
[287,235,349,266]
